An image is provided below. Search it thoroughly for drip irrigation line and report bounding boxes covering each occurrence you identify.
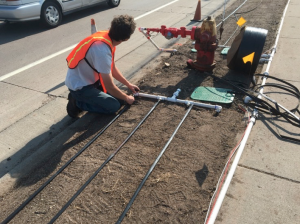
[221,25,239,46]
[48,101,160,224]
[234,0,263,15]
[116,104,193,224]
[1,105,129,224]
[218,0,263,45]
[217,0,247,42]
[218,0,263,27]
[216,0,248,27]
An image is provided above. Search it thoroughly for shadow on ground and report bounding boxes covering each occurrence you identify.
[0,111,121,187]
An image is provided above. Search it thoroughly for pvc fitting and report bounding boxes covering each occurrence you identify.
[261,54,271,58]
[259,58,271,64]
[215,105,222,113]
[218,45,230,48]
[170,89,181,99]
[262,71,270,79]
[244,96,252,103]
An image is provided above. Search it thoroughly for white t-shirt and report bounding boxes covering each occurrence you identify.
[65,41,112,91]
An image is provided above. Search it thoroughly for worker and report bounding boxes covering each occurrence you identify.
[65,14,140,118]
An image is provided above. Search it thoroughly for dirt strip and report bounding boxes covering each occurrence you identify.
[0,0,288,223]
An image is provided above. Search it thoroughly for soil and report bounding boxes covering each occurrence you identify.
[0,0,287,223]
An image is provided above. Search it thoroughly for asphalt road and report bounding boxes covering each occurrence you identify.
[0,0,232,194]
[0,0,178,76]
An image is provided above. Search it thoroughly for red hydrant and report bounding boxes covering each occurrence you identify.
[140,16,218,72]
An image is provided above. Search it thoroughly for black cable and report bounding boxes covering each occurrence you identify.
[217,0,264,44]
[1,105,129,224]
[48,101,160,224]
[254,73,300,113]
[255,83,300,112]
[116,104,193,224]
[235,0,263,15]
[217,0,248,27]
[209,73,300,128]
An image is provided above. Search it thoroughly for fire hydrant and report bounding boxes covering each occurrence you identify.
[139,16,218,72]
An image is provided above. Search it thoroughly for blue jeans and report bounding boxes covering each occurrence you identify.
[69,82,124,114]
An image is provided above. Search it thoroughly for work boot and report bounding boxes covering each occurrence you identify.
[66,93,82,118]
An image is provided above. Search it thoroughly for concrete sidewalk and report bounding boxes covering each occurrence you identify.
[216,0,300,223]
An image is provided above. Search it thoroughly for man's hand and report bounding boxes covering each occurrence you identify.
[126,95,135,105]
[128,83,140,94]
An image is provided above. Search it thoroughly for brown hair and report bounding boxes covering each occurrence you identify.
[109,15,136,41]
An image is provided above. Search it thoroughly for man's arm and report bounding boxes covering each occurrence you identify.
[112,64,140,93]
[101,72,135,105]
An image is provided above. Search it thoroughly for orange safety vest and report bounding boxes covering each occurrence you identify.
[66,31,116,93]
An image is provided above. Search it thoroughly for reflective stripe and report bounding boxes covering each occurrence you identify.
[68,36,112,67]
[66,31,115,94]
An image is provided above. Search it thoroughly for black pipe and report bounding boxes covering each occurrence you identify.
[1,105,129,224]
[116,104,193,224]
[48,101,160,224]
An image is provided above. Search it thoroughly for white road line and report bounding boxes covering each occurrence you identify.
[0,45,76,82]
[0,0,179,82]
[134,0,179,20]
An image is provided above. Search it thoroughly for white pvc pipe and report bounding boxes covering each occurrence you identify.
[218,45,230,48]
[216,0,248,27]
[134,92,222,112]
[207,117,255,224]
[139,28,177,52]
[258,92,300,120]
[206,0,291,223]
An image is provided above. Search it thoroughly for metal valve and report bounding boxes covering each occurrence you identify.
[139,16,218,72]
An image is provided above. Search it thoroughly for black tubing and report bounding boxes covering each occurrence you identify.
[1,105,129,224]
[235,0,263,15]
[48,101,160,224]
[210,73,300,128]
[116,104,193,224]
[216,0,248,27]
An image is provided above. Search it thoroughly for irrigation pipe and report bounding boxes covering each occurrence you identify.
[48,101,160,224]
[216,0,248,28]
[1,105,129,224]
[206,0,291,223]
[204,121,249,224]
[257,92,300,121]
[139,28,177,52]
[116,104,193,224]
[134,89,222,112]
